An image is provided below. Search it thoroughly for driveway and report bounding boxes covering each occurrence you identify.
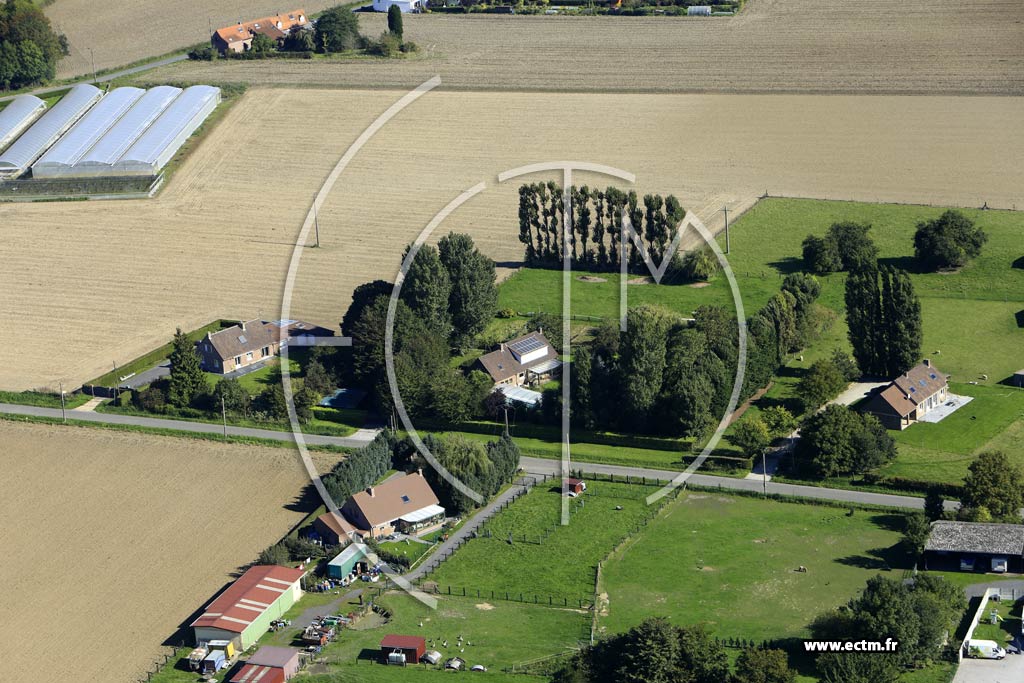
[954,648,1024,683]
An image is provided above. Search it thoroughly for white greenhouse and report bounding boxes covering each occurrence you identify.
[31,87,145,179]
[0,84,101,178]
[0,95,47,154]
[112,85,221,176]
[74,86,183,176]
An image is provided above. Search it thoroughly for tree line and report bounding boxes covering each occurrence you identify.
[518,182,686,273]
[570,271,825,439]
[0,0,68,90]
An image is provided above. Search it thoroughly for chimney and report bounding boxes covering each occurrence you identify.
[923,358,931,367]
[240,320,246,331]
[366,487,374,497]
[500,343,506,353]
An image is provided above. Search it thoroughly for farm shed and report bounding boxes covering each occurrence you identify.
[111,85,221,176]
[564,478,586,495]
[1013,370,1024,388]
[0,84,102,178]
[327,542,377,579]
[923,520,1024,573]
[31,87,145,178]
[0,95,46,153]
[191,565,304,650]
[242,645,301,680]
[380,634,426,665]
[74,86,182,176]
[373,0,425,12]
[687,5,712,15]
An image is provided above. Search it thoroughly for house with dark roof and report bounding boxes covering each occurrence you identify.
[197,319,333,375]
[924,520,1024,573]
[861,359,949,430]
[340,472,445,540]
[476,331,561,388]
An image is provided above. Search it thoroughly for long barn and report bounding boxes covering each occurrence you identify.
[191,565,304,650]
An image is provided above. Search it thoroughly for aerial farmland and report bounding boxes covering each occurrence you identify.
[2,1,1022,682]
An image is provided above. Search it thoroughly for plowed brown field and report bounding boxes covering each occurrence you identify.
[2,88,1022,391]
[0,421,314,683]
[145,0,1024,94]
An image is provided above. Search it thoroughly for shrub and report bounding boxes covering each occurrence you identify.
[187,45,217,61]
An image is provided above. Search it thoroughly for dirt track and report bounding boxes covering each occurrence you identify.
[0,421,314,683]
[1,88,1022,391]
[147,0,1024,94]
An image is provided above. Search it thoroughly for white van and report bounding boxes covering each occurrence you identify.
[966,639,1006,660]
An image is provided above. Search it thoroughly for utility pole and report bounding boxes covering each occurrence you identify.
[59,382,66,424]
[503,406,510,435]
[762,450,768,497]
[312,193,321,248]
[221,395,227,438]
[88,48,96,84]
[722,205,730,254]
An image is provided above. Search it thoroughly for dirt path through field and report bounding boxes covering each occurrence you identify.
[1,89,1022,391]
[0,421,313,683]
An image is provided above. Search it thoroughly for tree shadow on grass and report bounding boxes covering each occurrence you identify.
[834,542,910,572]
[765,257,804,275]
[757,394,805,416]
[775,365,807,380]
[878,255,927,274]
[1016,310,1024,329]
[868,513,907,532]
[357,648,383,663]
[1012,256,1024,270]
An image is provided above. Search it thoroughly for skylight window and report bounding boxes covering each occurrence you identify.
[930,373,937,379]
[909,387,917,393]
[238,335,247,344]
[401,495,410,503]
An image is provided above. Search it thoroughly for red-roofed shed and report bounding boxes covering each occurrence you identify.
[230,663,287,683]
[381,634,426,664]
[191,565,304,649]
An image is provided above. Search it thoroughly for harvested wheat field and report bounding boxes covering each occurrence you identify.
[148,0,1024,94]
[2,89,1023,391]
[0,420,313,683]
[47,1,339,79]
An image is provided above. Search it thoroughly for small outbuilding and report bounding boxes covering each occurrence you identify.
[327,543,377,579]
[231,663,286,683]
[687,5,712,15]
[1013,369,1024,388]
[923,520,1024,573]
[381,634,426,665]
[243,646,301,680]
[564,478,587,495]
[373,0,425,11]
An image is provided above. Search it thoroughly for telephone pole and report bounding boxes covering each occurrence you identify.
[59,382,66,424]
[88,48,96,84]
[221,395,228,438]
[722,205,730,254]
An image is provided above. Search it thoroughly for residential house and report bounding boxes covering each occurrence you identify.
[861,359,948,430]
[212,10,310,54]
[373,0,427,13]
[923,520,1024,574]
[476,331,561,388]
[197,319,333,375]
[340,471,445,540]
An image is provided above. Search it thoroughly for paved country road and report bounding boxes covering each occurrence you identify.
[0,54,188,104]
[0,402,378,448]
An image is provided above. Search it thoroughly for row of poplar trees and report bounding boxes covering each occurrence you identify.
[518,182,686,273]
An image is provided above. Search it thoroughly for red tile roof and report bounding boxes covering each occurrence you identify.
[231,664,286,683]
[191,565,304,634]
[214,10,308,46]
[381,634,426,651]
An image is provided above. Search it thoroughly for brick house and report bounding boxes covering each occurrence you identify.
[196,319,332,375]
[212,10,310,54]
[862,359,949,430]
[476,331,561,388]
[340,472,445,540]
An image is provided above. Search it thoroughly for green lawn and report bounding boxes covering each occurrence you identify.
[971,596,1021,646]
[430,481,667,603]
[379,538,434,565]
[880,382,1024,484]
[599,493,912,641]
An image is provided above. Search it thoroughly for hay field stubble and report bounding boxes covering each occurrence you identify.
[1,89,1022,391]
[149,0,1024,95]
[0,420,313,683]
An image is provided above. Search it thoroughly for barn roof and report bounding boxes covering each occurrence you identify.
[191,565,303,634]
[246,645,300,668]
[381,634,426,650]
[925,521,1024,556]
[230,663,286,683]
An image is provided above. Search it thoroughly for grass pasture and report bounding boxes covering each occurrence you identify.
[429,480,666,603]
[597,493,910,641]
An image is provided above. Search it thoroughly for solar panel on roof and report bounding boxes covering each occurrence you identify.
[509,336,544,354]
